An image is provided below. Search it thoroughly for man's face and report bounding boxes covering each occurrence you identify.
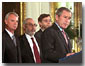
[56,10,72,29]
[5,14,18,31]
[39,16,52,30]
[25,19,37,36]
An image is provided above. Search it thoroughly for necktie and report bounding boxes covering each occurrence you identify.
[12,35,16,46]
[31,37,41,63]
[62,30,68,44]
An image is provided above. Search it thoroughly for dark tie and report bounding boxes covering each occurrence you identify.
[31,37,41,63]
[62,30,68,44]
[12,35,16,46]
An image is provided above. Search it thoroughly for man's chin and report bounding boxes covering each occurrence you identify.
[63,26,68,29]
[12,28,17,31]
[62,27,67,29]
[14,28,17,30]
[29,32,35,36]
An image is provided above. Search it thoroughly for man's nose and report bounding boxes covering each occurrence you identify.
[66,18,70,22]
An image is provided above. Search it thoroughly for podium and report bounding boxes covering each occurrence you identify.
[59,51,82,63]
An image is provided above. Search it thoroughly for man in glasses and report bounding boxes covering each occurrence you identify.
[35,14,52,49]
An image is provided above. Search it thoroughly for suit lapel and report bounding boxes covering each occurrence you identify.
[4,30,17,48]
[23,34,34,58]
[65,33,72,52]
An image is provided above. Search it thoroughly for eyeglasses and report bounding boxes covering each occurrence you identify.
[42,19,51,22]
[26,23,37,27]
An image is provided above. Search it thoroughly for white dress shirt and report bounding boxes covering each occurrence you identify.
[25,33,40,62]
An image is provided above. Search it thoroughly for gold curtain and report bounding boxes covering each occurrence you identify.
[74,2,82,52]
[20,2,26,35]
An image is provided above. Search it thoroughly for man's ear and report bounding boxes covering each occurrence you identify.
[56,15,59,20]
[5,19,7,25]
[23,24,26,30]
[38,22,42,27]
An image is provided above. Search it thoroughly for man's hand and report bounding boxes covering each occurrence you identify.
[66,53,75,56]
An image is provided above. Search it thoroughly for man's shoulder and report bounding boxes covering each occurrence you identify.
[19,34,26,39]
[44,25,56,33]
[35,29,42,35]
[2,30,9,38]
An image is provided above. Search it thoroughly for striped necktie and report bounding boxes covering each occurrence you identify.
[12,35,16,46]
[62,30,68,44]
[31,37,41,63]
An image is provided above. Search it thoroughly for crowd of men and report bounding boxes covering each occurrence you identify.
[2,7,82,63]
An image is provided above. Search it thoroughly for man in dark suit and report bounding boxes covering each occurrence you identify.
[20,18,42,63]
[35,14,52,46]
[2,12,22,63]
[41,7,74,63]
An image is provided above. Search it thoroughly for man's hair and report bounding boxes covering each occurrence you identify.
[56,7,72,17]
[5,12,19,20]
[38,14,50,22]
[23,18,33,25]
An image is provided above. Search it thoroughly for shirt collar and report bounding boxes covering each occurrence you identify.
[5,28,14,38]
[25,33,34,38]
[40,29,43,32]
[55,22,63,31]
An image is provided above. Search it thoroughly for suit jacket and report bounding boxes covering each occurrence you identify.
[41,23,72,63]
[35,29,43,47]
[2,30,22,63]
[20,34,43,63]
[59,51,82,63]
